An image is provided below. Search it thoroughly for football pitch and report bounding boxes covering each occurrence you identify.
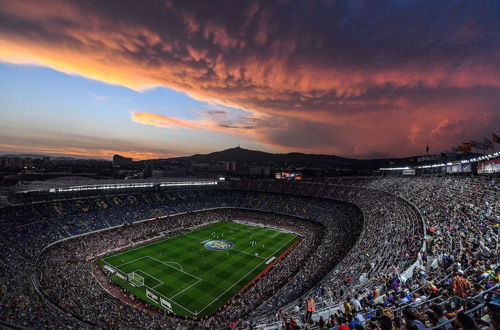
[98,221,300,317]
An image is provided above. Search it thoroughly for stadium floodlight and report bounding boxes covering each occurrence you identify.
[128,272,144,287]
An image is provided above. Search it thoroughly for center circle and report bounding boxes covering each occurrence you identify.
[204,240,234,251]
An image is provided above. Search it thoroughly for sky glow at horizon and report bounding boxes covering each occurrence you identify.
[0,0,499,160]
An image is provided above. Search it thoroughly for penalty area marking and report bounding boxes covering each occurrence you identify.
[115,255,149,268]
[108,256,200,290]
[102,257,200,315]
[134,269,165,289]
[101,223,297,317]
[170,277,202,299]
[164,261,183,271]
[146,256,201,281]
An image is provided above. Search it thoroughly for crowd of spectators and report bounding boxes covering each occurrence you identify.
[37,209,330,327]
[1,188,364,328]
[0,176,497,329]
[241,177,498,330]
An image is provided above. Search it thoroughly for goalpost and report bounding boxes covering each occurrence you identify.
[128,272,144,287]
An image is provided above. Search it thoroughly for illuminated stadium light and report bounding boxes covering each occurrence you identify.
[159,181,217,187]
[47,180,217,193]
[378,150,500,171]
[414,150,500,170]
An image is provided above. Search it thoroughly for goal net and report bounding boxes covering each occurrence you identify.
[128,272,144,287]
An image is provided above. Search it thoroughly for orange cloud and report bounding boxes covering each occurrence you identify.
[0,0,498,157]
[130,111,268,137]
[131,112,212,131]
[0,143,176,160]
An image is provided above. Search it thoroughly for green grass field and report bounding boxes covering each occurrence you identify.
[98,221,299,317]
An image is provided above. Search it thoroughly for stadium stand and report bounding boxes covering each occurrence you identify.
[0,176,498,329]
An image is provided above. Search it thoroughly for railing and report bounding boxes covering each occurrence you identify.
[254,183,425,328]
[428,284,498,330]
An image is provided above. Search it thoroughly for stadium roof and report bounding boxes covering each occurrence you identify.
[13,177,218,193]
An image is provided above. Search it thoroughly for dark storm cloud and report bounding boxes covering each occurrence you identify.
[0,0,498,156]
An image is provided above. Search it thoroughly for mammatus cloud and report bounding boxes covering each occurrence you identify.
[1,0,499,157]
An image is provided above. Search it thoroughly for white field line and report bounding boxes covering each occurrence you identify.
[183,223,285,260]
[164,261,183,271]
[116,255,148,268]
[145,282,198,315]
[180,222,225,238]
[102,257,198,315]
[146,256,202,281]
[232,227,281,238]
[183,234,205,241]
[170,278,202,299]
[103,222,297,316]
[232,247,266,260]
[108,257,165,288]
[92,262,152,312]
[196,234,297,315]
[183,234,267,260]
[102,222,222,261]
[233,221,282,237]
[135,269,164,288]
[102,237,172,260]
[182,221,235,241]
[102,259,117,270]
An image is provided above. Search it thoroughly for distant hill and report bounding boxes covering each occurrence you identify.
[0,153,49,159]
[0,153,106,161]
[168,147,398,169]
[1,148,409,169]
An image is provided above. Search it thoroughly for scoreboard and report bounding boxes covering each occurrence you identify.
[275,171,302,180]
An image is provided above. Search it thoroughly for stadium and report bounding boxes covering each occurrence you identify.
[1,1,499,329]
[0,170,498,329]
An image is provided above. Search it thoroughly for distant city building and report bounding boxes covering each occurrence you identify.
[0,157,24,169]
[249,166,270,176]
[113,154,133,167]
[23,158,33,168]
[151,169,164,178]
[221,161,237,171]
[190,162,210,170]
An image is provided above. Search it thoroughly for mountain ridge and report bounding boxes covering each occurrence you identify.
[166,147,397,169]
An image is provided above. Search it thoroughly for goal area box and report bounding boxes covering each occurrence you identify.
[99,221,299,318]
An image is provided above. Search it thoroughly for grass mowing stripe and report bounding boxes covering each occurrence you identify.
[195,233,298,315]
[98,221,299,317]
[102,222,222,262]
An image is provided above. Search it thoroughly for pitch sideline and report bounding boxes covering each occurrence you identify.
[101,222,297,316]
[102,258,198,315]
[196,234,297,315]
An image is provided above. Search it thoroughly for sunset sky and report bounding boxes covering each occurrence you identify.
[0,0,499,160]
